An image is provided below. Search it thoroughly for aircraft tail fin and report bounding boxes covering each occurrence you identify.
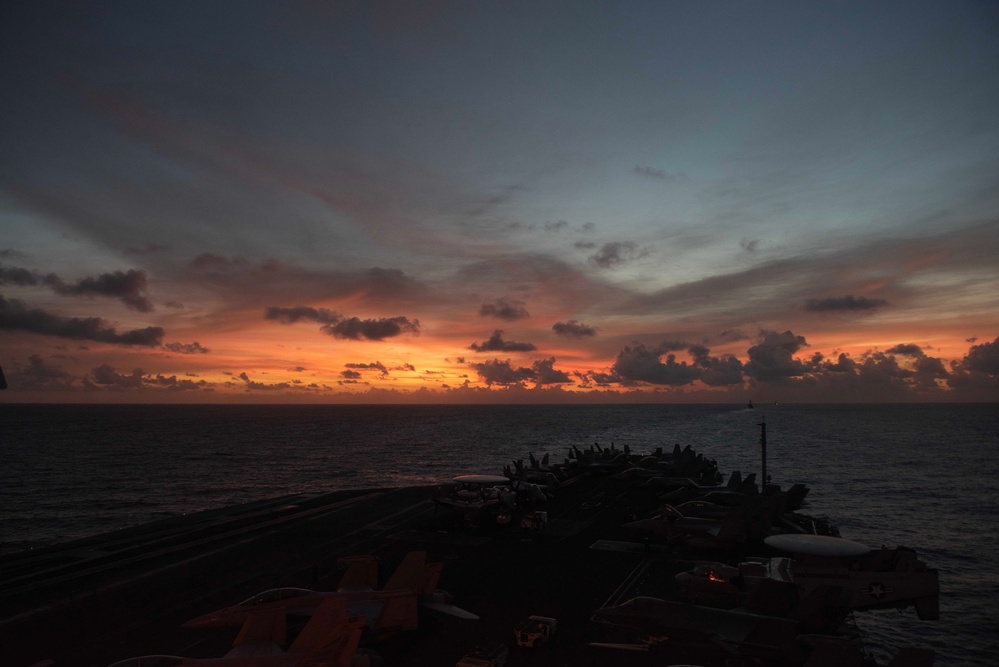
[373,592,420,636]
[227,608,286,656]
[291,597,366,666]
[383,551,427,591]
[337,555,380,591]
[414,562,444,595]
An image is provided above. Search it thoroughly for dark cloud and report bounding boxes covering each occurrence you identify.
[689,344,745,386]
[0,295,164,346]
[148,374,211,391]
[805,295,888,312]
[590,371,620,385]
[480,297,530,321]
[822,352,857,373]
[611,344,700,386]
[82,364,210,392]
[947,337,999,396]
[740,238,760,253]
[532,357,572,385]
[164,341,209,354]
[266,304,419,341]
[589,242,641,268]
[743,330,809,380]
[237,371,293,391]
[321,316,420,341]
[469,358,536,385]
[44,269,153,312]
[345,361,389,375]
[859,353,913,380]
[341,369,362,379]
[264,306,341,324]
[90,364,146,389]
[11,354,74,390]
[0,263,39,286]
[552,320,596,338]
[913,355,947,378]
[886,343,925,357]
[2,264,154,312]
[963,336,999,375]
[470,330,537,353]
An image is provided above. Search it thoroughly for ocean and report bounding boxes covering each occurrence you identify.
[1,402,996,665]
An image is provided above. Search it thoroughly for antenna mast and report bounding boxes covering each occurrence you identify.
[759,418,767,487]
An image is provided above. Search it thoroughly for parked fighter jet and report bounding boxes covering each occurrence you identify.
[183,551,476,639]
[624,503,747,550]
[109,597,379,666]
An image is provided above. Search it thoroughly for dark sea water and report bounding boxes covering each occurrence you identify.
[1,403,996,665]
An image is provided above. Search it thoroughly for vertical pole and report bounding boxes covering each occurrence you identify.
[759,419,767,488]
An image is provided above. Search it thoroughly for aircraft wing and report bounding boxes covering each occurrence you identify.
[588,641,652,652]
[420,600,479,619]
[383,551,427,591]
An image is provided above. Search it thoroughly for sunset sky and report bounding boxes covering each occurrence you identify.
[2,1,998,403]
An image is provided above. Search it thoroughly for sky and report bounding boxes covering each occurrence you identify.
[2,0,998,403]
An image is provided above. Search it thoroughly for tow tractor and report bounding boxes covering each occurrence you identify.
[514,615,557,648]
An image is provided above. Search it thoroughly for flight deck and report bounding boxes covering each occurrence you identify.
[1,445,936,667]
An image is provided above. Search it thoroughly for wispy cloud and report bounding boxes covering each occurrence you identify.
[632,165,688,183]
[805,295,888,312]
[588,242,646,269]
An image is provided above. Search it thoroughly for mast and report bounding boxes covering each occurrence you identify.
[759,418,767,487]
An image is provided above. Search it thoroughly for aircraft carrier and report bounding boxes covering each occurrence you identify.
[1,444,937,667]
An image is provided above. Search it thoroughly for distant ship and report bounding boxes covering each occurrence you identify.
[747,400,753,409]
